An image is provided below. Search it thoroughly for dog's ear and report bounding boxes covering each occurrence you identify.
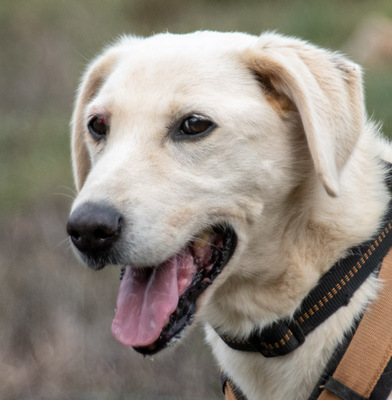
[245,34,365,197]
[71,50,119,191]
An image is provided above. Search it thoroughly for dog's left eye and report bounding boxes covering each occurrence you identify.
[178,115,215,138]
[88,116,109,141]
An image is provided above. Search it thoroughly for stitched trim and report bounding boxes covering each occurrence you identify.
[219,214,392,355]
[295,222,392,331]
[265,222,392,352]
[267,329,294,350]
[268,222,392,352]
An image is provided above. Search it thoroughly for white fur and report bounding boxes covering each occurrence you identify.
[70,31,392,399]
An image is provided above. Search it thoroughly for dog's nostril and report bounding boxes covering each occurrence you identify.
[94,219,122,241]
[95,228,113,240]
[94,226,120,241]
[66,223,81,244]
[68,229,81,242]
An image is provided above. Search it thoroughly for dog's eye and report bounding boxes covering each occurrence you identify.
[179,115,215,138]
[88,116,109,140]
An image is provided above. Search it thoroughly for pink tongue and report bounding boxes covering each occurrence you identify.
[111,252,196,347]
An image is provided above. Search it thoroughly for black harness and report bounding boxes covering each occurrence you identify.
[220,172,392,400]
[219,202,392,357]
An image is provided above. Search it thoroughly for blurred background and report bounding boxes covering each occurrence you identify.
[1,1,391,399]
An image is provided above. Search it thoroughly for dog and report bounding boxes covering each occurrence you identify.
[66,31,392,400]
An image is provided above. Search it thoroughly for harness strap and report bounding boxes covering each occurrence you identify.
[318,247,392,400]
[223,379,241,400]
[218,203,392,358]
[222,249,392,400]
[222,374,247,400]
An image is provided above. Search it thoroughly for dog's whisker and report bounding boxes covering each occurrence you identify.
[53,192,76,201]
[53,236,72,251]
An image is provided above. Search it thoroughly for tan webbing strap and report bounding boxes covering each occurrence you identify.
[224,379,240,400]
[318,248,392,400]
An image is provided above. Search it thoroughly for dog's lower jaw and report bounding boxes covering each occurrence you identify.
[111,225,237,354]
[204,274,380,400]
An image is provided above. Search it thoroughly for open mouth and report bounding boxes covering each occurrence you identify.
[111,225,237,355]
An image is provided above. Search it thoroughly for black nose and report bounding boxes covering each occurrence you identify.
[67,202,122,260]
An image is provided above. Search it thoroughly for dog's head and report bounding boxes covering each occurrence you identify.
[67,31,364,354]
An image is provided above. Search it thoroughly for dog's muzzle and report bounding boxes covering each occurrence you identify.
[66,200,237,354]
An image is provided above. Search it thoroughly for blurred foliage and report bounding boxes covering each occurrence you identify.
[1,1,391,399]
[1,0,391,213]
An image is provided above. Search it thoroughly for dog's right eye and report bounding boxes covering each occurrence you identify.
[176,114,216,140]
[88,116,109,141]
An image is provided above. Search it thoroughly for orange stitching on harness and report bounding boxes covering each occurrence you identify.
[268,222,392,351]
[223,222,392,352]
[296,222,392,332]
[270,329,295,349]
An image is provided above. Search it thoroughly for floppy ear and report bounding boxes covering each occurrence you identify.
[71,50,119,191]
[245,34,365,197]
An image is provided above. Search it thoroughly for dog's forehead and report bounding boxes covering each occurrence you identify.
[95,32,258,113]
[115,31,255,69]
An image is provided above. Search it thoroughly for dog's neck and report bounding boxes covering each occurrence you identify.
[202,129,392,400]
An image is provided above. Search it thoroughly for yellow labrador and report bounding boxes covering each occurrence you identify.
[67,31,392,400]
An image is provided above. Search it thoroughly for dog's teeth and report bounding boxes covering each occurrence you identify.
[194,230,212,248]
